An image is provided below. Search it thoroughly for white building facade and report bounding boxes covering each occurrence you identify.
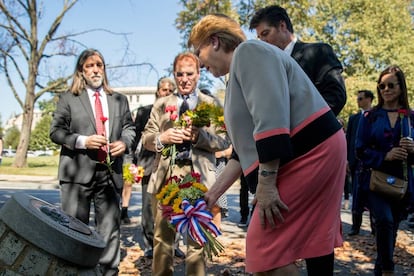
[4,86,157,131]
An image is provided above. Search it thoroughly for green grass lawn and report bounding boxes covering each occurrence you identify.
[0,156,59,176]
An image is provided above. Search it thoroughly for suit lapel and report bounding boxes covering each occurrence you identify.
[79,90,96,132]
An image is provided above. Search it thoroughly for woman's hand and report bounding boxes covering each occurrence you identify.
[254,176,288,229]
[385,146,408,161]
[400,137,414,154]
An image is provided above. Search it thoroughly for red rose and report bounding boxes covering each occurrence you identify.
[398,109,409,117]
[170,114,178,121]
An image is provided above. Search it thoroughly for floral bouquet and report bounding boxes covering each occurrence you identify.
[156,171,224,259]
[162,102,225,161]
[122,163,145,185]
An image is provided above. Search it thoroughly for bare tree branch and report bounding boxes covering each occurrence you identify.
[4,60,24,109]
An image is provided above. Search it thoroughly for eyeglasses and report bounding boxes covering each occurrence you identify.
[357,97,364,101]
[378,82,399,90]
[175,72,195,78]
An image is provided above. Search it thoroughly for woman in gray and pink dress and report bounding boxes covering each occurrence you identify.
[188,14,346,275]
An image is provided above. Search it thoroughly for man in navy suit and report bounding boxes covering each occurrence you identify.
[346,90,374,236]
[50,48,135,275]
[249,5,346,116]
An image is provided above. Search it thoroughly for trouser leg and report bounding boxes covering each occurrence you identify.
[305,252,334,276]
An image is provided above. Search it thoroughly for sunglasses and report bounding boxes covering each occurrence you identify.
[378,82,399,90]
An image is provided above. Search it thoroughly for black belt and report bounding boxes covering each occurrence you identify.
[175,159,192,166]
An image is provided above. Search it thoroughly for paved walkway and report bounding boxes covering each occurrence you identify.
[0,174,413,275]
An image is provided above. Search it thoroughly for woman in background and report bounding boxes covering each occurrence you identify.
[356,65,414,275]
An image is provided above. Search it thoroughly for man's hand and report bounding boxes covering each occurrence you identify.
[190,126,199,143]
[85,134,107,149]
[159,128,186,145]
[109,141,126,157]
[254,177,288,229]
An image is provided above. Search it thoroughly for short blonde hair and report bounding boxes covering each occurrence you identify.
[188,14,246,53]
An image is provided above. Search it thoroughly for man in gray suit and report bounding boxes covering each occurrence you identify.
[142,52,229,276]
[50,48,135,275]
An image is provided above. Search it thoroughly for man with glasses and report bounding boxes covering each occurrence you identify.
[121,77,179,257]
[250,5,346,116]
[346,90,375,236]
[141,52,229,275]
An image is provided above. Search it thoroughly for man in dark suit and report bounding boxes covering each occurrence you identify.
[249,5,346,116]
[50,48,135,275]
[346,90,375,236]
[132,76,185,259]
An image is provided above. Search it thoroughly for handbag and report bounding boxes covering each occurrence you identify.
[369,169,408,200]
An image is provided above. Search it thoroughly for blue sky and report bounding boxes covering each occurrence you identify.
[1,1,186,122]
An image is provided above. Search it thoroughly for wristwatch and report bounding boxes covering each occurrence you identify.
[259,169,278,177]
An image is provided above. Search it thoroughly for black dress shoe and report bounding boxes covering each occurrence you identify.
[348,229,360,236]
[174,248,185,259]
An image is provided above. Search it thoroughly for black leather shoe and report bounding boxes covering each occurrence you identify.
[348,229,360,236]
[174,248,185,259]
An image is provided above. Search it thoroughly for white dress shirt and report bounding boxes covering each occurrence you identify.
[75,87,109,149]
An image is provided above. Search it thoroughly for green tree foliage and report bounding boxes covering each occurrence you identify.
[176,0,238,88]
[4,126,20,149]
[181,0,413,121]
[38,98,57,116]
[29,114,58,151]
[238,0,312,30]
[306,0,414,119]
[176,0,238,45]
[29,98,57,152]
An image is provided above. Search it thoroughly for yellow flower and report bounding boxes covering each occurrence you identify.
[173,198,184,213]
[192,182,208,193]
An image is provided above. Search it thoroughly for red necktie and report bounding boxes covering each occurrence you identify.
[94,91,107,162]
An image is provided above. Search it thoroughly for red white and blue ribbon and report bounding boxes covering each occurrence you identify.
[171,198,221,245]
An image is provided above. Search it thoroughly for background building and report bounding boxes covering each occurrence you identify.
[3,86,157,131]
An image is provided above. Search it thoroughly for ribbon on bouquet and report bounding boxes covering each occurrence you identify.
[171,198,221,245]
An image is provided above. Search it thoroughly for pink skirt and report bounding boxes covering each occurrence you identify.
[245,130,346,272]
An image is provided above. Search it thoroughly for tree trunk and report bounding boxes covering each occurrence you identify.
[12,96,35,168]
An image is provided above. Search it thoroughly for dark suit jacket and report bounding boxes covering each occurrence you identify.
[292,41,346,115]
[346,112,362,171]
[134,104,156,176]
[50,90,136,189]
